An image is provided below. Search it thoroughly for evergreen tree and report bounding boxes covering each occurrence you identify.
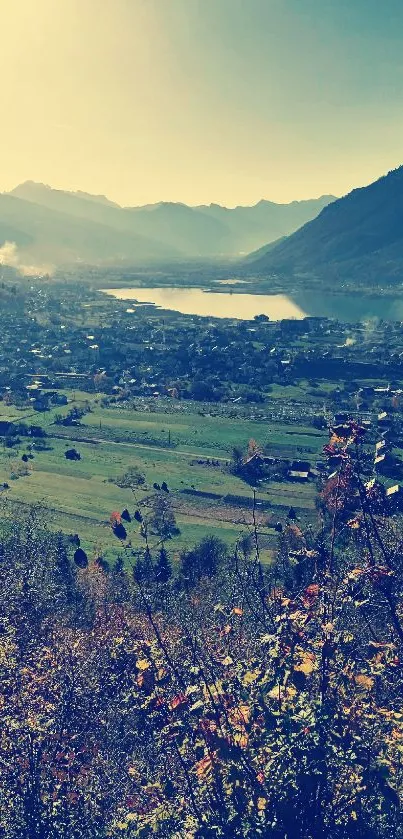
[155,545,172,583]
[142,546,154,583]
[133,557,144,584]
[180,536,227,585]
[113,556,124,574]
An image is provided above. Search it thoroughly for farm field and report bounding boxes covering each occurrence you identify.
[0,392,323,563]
[53,402,327,459]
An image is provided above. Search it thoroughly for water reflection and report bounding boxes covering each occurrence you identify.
[103,287,306,320]
[291,291,403,322]
[103,286,403,323]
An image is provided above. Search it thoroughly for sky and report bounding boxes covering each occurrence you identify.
[1,0,403,207]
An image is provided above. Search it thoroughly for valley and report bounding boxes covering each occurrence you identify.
[2,272,403,568]
[2,5,403,835]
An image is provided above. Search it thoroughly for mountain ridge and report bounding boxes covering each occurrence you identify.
[2,181,336,267]
[246,165,403,283]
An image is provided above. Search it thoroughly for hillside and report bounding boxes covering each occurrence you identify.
[196,195,335,254]
[125,194,335,256]
[0,192,176,268]
[4,182,335,266]
[246,165,403,283]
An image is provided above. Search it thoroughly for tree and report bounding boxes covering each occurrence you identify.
[181,535,227,584]
[112,522,127,540]
[155,545,172,583]
[239,532,254,560]
[232,446,243,468]
[74,547,88,568]
[190,378,215,401]
[312,414,327,429]
[0,489,402,838]
[142,546,154,583]
[148,494,179,540]
[115,467,145,488]
[65,448,81,461]
[247,438,261,458]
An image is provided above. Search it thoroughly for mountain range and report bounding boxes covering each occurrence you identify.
[247,165,403,283]
[0,181,335,268]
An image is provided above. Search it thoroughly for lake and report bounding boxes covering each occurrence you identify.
[102,286,403,323]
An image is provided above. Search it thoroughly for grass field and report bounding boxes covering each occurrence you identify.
[0,392,323,563]
[57,403,327,459]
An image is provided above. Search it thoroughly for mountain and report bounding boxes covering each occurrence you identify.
[126,201,229,255]
[246,166,403,283]
[2,181,336,267]
[126,195,335,256]
[195,196,335,254]
[0,192,175,269]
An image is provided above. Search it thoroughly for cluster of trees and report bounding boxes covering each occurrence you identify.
[0,425,402,838]
[107,492,179,546]
[55,404,92,426]
[1,423,46,449]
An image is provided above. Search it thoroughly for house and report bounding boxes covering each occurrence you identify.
[288,460,311,481]
[386,484,403,512]
[374,451,403,481]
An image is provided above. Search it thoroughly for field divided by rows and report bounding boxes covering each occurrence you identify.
[0,395,323,561]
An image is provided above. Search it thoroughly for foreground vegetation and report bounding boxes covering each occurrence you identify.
[0,422,402,838]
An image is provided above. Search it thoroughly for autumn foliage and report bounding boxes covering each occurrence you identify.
[0,444,402,839]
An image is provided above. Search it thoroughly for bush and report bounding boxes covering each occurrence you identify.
[115,467,145,488]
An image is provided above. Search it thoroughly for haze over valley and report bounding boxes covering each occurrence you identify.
[2,3,403,837]
[1,180,335,267]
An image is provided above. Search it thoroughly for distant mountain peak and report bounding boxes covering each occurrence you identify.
[11,181,120,209]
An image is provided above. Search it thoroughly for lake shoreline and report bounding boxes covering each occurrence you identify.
[101,285,403,323]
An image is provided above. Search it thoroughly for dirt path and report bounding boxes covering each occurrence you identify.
[50,432,230,461]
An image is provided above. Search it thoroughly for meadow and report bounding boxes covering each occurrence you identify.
[0,392,324,562]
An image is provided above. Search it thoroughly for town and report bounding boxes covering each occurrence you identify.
[2,272,403,562]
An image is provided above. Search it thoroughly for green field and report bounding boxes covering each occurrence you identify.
[0,393,323,562]
[55,403,327,459]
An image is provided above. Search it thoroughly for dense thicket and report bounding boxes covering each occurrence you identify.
[1,425,402,839]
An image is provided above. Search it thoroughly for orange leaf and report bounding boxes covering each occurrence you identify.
[355,674,374,691]
[195,754,213,779]
[170,693,188,711]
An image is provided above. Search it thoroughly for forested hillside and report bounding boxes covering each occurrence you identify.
[248,166,403,283]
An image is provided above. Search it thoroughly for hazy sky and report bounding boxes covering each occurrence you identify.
[1,0,403,206]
